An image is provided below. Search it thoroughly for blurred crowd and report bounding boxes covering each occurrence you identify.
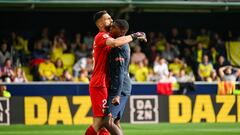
[0,27,240,83]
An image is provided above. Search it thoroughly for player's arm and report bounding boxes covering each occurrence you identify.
[111,64,125,106]
[219,66,228,78]
[110,49,125,106]
[106,32,147,47]
[113,61,125,96]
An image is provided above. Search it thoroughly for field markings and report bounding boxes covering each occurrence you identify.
[0,128,240,134]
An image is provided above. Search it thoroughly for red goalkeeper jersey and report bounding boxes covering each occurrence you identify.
[89,31,111,88]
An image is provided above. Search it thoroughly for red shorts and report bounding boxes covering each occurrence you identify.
[89,87,108,117]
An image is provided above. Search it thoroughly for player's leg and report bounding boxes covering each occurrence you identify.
[85,117,107,135]
[85,87,108,135]
[114,119,121,129]
[113,95,129,130]
[103,95,124,135]
[103,114,123,135]
[85,125,97,135]
[98,128,110,135]
[101,96,123,134]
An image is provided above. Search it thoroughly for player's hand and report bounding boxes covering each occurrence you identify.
[131,32,147,42]
[112,96,120,106]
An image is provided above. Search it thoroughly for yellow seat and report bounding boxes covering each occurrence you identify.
[22,66,30,74]
[26,74,33,81]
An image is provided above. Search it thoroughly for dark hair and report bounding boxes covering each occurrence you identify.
[4,58,11,65]
[93,10,108,23]
[114,19,129,32]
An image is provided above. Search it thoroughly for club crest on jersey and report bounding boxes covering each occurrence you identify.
[103,34,109,38]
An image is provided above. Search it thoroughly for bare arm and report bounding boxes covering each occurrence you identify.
[233,68,240,76]
[106,35,133,47]
[23,71,28,82]
[59,39,67,51]
[106,32,147,47]
[219,66,228,78]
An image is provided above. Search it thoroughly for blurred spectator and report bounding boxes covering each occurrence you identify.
[1,58,15,82]
[30,40,47,81]
[0,85,11,98]
[135,61,149,82]
[209,47,218,65]
[38,56,58,81]
[207,70,220,82]
[176,69,195,94]
[169,57,185,76]
[214,55,229,76]
[78,69,89,82]
[210,33,226,57]
[32,40,46,59]
[143,58,152,71]
[182,28,196,65]
[58,28,68,44]
[10,32,30,64]
[196,28,210,49]
[183,28,196,49]
[194,42,208,64]
[51,35,67,62]
[147,32,157,46]
[40,27,52,53]
[146,45,159,66]
[69,42,77,54]
[55,58,64,79]
[10,32,29,53]
[198,55,214,81]
[61,69,73,81]
[219,66,240,81]
[131,45,146,64]
[0,42,11,66]
[13,67,28,83]
[155,32,167,52]
[83,32,94,51]
[153,57,169,81]
[129,61,138,79]
[161,70,177,83]
[193,42,208,77]
[161,42,180,62]
[0,70,3,82]
[73,55,92,78]
[168,27,181,48]
[75,43,88,60]
[147,69,159,82]
[69,33,82,53]
[177,69,194,82]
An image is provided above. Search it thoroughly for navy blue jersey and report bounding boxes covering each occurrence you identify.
[109,44,132,96]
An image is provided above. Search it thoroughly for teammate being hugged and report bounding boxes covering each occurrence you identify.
[107,19,132,130]
[85,10,147,135]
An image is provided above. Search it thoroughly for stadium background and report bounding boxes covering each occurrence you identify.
[1,0,240,135]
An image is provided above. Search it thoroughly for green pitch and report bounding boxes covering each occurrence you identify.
[0,123,240,135]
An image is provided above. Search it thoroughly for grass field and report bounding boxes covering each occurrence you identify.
[0,123,240,135]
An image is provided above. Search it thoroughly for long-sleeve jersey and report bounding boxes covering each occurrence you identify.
[108,44,132,96]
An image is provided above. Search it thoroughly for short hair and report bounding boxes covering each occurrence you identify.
[114,19,129,32]
[93,10,108,23]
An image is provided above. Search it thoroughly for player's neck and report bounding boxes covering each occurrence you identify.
[99,28,107,33]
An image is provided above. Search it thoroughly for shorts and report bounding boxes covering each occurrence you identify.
[107,95,129,120]
[89,87,108,117]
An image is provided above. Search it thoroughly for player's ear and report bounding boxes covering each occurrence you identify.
[120,30,125,36]
[121,30,126,36]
